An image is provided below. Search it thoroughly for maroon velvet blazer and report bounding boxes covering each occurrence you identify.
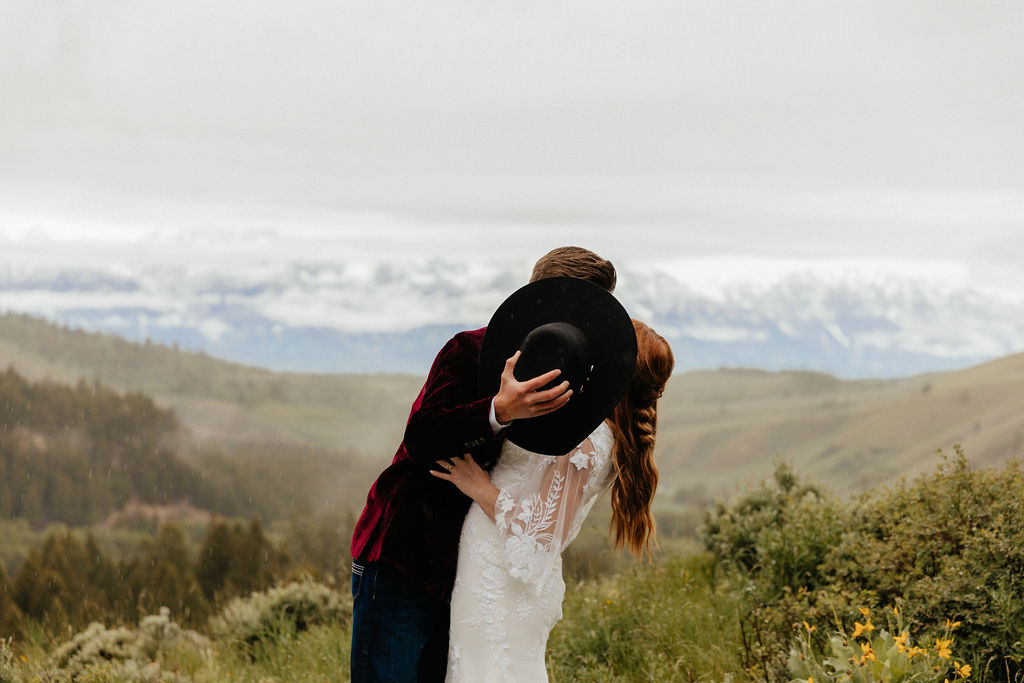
[350,327,505,598]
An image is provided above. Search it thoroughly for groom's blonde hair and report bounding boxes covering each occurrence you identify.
[530,246,616,293]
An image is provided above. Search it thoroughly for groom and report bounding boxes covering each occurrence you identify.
[350,246,617,682]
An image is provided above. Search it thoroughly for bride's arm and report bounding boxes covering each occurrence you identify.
[432,437,607,588]
[491,439,603,587]
[429,452,499,520]
[493,439,598,550]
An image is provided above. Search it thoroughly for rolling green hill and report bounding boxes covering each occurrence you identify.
[656,353,1024,499]
[4,310,1023,514]
[0,312,420,458]
[0,312,422,526]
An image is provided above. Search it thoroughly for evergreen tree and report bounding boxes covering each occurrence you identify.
[130,525,209,623]
[196,519,287,603]
[0,563,23,639]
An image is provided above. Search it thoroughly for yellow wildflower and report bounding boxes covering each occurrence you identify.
[936,638,953,659]
[894,631,909,652]
[859,641,877,664]
[19,655,28,663]
[893,605,900,616]
[907,646,927,659]
[852,618,875,638]
[803,621,817,632]
[859,607,871,617]
[954,662,972,678]
[946,618,962,630]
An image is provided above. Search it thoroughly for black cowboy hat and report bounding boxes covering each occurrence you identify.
[478,277,637,456]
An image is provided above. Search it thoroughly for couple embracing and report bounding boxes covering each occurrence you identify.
[350,246,674,682]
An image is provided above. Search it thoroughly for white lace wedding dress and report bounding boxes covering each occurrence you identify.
[446,421,614,682]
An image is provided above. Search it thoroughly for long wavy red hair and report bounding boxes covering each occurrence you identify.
[607,319,674,560]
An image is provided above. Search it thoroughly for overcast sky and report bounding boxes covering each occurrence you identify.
[1,1,1022,276]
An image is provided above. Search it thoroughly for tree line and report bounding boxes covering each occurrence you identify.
[0,509,355,640]
[0,367,244,526]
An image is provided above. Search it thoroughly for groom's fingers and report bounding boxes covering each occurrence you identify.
[521,368,562,391]
[532,388,572,415]
[503,350,521,372]
[529,379,570,401]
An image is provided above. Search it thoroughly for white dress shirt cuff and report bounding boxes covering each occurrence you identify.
[489,398,509,434]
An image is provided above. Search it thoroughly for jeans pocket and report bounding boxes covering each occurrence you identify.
[351,560,365,600]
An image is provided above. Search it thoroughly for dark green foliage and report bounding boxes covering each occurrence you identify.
[823,448,1024,680]
[702,458,846,598]
[5,520,288,638]
[196,519,288,603]
[0,566,22,640]
[124,525,211,624]
[701,460,847,679]
[10,531,118,631]
[702,450,1024,682]
[0,367,232,527]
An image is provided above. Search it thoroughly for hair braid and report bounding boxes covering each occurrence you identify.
[607,320,673,561]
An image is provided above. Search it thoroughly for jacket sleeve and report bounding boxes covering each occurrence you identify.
[403,332,504,468]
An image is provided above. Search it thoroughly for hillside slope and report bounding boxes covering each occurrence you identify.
[657,353,1024,497]
[5,311,1023,506]
[0,312,420,458]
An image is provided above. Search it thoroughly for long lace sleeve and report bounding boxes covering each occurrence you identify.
[492,434,610,589]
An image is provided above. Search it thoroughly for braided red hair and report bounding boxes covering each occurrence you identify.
[608,320,674,559]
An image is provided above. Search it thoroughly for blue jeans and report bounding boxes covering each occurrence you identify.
[350,559,450,682]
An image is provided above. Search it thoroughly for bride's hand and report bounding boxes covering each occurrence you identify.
[430,453,499,520]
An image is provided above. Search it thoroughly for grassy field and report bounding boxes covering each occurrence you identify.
[4,452,1023,682]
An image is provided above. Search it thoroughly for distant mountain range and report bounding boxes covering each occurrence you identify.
[2,260,1022,377]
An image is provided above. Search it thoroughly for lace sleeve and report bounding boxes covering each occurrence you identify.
[492,436,607,589]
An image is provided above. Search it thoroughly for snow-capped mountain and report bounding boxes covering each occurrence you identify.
[2,259,1022,378]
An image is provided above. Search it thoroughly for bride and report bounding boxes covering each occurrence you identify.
[431,319,674,682]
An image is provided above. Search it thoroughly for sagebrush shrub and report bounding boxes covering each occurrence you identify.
[209,580,351,652]
[1,638,18,683]
[49,608,208,682]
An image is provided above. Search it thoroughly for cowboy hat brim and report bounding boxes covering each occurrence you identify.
[478,277,637,456]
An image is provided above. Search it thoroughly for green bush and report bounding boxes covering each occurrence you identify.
[702,459,846,599]
[701,450,1024,682]
[209,581,351,655]
[822,448,1024,680]
[700,459,848,679]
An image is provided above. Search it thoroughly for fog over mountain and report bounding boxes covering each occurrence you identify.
[3,254,1021,378]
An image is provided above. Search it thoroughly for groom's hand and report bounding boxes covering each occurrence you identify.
[492,351,572,425]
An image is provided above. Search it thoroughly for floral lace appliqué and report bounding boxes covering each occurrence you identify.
[569,447,592,471]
